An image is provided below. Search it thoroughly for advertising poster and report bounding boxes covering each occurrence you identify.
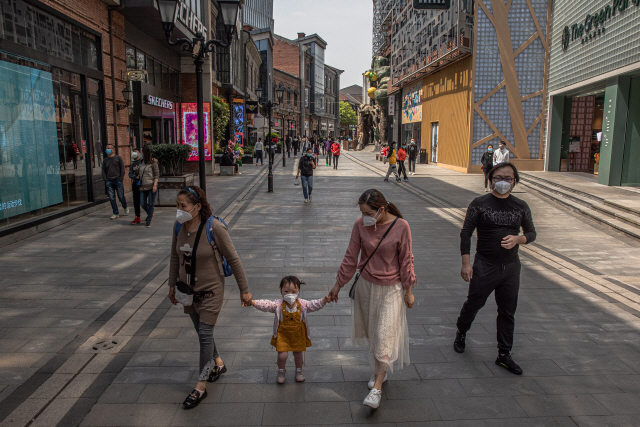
[232,103,244,146]
[402,82,422,124]
[181,103,212,161]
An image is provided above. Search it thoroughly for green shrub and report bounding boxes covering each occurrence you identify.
[243,146,254,155]
[148,144,190,176]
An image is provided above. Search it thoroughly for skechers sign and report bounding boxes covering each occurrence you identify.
[174,0,207,37]
[146,95,173,110]
[562,0,640,51]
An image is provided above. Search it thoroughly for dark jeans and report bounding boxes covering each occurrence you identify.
[484,171,490,188]
[398,160,408,179]
[189,313,219,381]
[326,151,332,165]
[333,154,339,169]
[301,175,313,199]
[105,180,127,215]
[456,256,521,353]
[140,189,156,222]
[408,157,416,172]
[255,150,263,165]
[132,183,141,217]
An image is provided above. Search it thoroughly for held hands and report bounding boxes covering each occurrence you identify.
[322,295,332,304]
[328,283,341,303]
[502,234,526,250]
[241,292,253,307]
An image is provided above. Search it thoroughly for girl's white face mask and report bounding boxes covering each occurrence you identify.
[283,293,298,305]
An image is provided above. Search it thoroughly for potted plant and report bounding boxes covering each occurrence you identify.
[149,144,193,207]
[242,145,254,164]
[594,153,600,175]
[214,145,224,164]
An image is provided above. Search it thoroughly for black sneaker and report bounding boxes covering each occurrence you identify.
[183,389,207,409]
[145,220,151,228]
[453,331,466,353]
[495,353,523,375]
[207,364,227,382]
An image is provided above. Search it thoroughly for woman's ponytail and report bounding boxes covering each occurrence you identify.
[387,202,403,219]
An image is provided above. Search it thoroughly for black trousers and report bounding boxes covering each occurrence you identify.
[408,157,416,172]
[132,183,141,217]
[456,256,521,353]
[333,154,339,168]
[484,171,490,188]
[397,160,408,179]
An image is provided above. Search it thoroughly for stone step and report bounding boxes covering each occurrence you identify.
[519,180,640,241]
[519,172,605,203]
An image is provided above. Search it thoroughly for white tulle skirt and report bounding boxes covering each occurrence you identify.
[352,278,410,375]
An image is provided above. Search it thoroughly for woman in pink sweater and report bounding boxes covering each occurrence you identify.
[329,189,416,409]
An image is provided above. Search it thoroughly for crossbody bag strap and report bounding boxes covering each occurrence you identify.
[190,220,206,288]
[359,217,399,275]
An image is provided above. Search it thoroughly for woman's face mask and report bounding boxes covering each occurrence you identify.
[362,208,382,227]
[176,205,198,224]
[131,152,138,161]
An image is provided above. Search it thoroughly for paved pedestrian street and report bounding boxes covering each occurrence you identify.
[2,151,640,427]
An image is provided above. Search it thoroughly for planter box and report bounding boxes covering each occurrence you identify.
[594,163,599,175]
[220,166,235,176]
[156,174,194,207]
[242,154,253,164]
[214,154,223,164]
[275,146,282,153]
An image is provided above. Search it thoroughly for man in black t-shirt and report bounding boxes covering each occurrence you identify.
[407,139,418,174]
[454,162,536,375]
[295,147,316,203]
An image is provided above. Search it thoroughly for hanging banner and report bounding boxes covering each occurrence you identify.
[181,102,212,161]
[388,95,395,116]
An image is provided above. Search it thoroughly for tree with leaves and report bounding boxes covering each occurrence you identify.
[211,95,230,147]
[340,101,358,128]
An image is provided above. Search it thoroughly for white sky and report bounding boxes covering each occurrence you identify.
[273,0,373,89]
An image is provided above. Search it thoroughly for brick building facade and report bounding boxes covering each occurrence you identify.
[273,68,301,138]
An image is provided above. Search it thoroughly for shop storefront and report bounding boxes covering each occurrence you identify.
[546,0,640,186]
[130,83,178,149]
[401,82,422,153]
[0,0,107,230]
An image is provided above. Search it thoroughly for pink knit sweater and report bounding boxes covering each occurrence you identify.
[336,217,416,289]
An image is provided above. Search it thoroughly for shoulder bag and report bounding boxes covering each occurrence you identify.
[175,220,205,306]
[349,217,399,299]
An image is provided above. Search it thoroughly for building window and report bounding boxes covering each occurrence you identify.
[294,93,298,107]
[126,45,136,70]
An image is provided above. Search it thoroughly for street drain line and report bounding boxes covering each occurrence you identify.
[343,152,640,315]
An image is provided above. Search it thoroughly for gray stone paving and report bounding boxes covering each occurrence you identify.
[1,152,640,425]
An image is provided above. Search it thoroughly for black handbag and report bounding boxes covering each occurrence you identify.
[349,217,399,299]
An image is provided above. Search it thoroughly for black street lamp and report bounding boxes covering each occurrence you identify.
[157,0,240,195]
[256,85,284,192]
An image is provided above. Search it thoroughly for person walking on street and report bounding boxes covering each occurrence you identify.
[329,189,415,409]
[454,162,536,376]
[293,135,300,156]
[397,144,409,181]
[407,139,418,175]
[254,138,264,166]
[129,148,142,225]
[384,143,401,182]
[331,139,341,169]
[494,142,510,165]
[139,146,159,228]
[313,141,320,165]
[320,137,326,156]
[102,143,128,220]
[169,185,252,409]
[296,148,316,203]
[286,136,292,158]
[325,138,333,166]
[481,144,494,192]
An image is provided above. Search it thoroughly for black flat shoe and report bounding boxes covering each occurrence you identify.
[454,331,466,353]
[183,389,207,409]
[207,364,227,382]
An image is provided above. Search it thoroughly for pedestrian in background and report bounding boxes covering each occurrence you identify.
[313,141,320,165]
[384,143,400,182]
[494,142,509,165]
[102,143,128,220]
[293,135,300,156]
[139,146,159,228]
[454,162,536,376]
[481,144,494,192]
[286,136,292,158]
[168,185,252,409]
[407,139,418,175]
[397,143,408,182]
[254,138,264,166]
[129,148,142,225]
[331,139,341,169]
[296,148,316,203]
[320,137,326,156]
[325,138,333,166]
[329,189,416,409]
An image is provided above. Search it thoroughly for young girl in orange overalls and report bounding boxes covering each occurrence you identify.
[249,276,331,383]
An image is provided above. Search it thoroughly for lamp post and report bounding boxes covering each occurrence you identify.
[256,86,284,192]
[157,0,240,195]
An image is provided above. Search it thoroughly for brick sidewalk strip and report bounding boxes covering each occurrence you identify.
[1,152,640,426]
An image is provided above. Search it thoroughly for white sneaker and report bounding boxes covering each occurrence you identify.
[367,373,387,390]
[305,198,309,203]
[124,208,129,215]
[363,388,382,409]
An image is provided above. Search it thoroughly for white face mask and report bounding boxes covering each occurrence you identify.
[362,208,381,227]
[131,152,138,161]
[494,180,512,195]
[176,205,197,224]
[283,293,298,305]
